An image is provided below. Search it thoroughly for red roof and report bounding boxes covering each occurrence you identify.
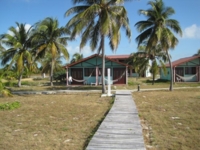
[166,55,200,67]
[106,55,130,59]
[65,54,129,68]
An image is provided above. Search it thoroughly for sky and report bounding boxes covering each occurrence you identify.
[0,0,200,65]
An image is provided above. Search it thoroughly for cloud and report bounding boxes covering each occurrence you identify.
[183,24,200,39]
[7,23,32,36]
[67,45,95,59]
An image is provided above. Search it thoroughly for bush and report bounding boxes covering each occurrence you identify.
[0,101,20,110]
[0,78,12,97]
[21,81,39,86]
[4,81,17,87]
[145,79,169,83]
[53,71,66,82]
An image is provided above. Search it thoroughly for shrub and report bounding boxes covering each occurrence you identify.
[0,101,20,110]
[53,71,66,82]
[4,81,17,87]
[0,78,12,97]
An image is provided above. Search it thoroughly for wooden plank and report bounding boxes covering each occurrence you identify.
[86,91,146,150]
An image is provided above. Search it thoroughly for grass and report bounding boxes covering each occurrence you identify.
[5,77,200,93]
[0,101,20,110]
[133,88,200,150]
[1,77,200,149]
[0,93,112,150]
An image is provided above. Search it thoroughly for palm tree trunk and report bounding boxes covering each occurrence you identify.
[17,67,24,87]
[152,73,155,85]
[167,51,173,91]
[18,73,23,87]
[152,59,156,85]
[50,59,54,86]
[101,35,106,94]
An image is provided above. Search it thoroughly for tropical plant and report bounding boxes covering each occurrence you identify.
[193,49,200,56]
[126,52,149,78]
[0,41,5,52]
[32,17,70,86]
[0,22,33,87]
[65,0,131,93]
[135,0,182,91]
[127,43,167,84]
[70,53,83,63]
[40,53,65,75]
[0,78,12,97]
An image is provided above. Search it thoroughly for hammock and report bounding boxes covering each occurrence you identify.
[72,69,95,83]
[104,71,126,83]
[176,73,197,81]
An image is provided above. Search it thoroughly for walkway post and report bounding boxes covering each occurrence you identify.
[96,66,98,86]
[66,68,68,86]
[107,68,112,96]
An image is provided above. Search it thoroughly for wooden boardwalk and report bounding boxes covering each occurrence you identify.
[86,91,146,150]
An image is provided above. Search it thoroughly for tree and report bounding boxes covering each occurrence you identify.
[144,43,168,85]
[127,52,150,78]
[193,49,200,56]
[0,22,33,87]
[40,53,65,75]
[65,0,131,93]
[32,17,70,86]
[135,0,182,91]
[127,43,167,84]
[70,52,83,63]
[0,41,5,52]
[197,49,200,55]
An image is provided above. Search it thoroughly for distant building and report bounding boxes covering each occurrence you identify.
[107,55,151,78]
[160,55,200,82]
[65,54,129,85]
[64,54,152,85]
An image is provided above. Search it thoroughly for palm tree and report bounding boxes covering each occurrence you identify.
[65,0,131,93]
[135,0,182,91]
[32,17,70,86]
[197,49,200,55]
[127,52,149,78]
[0,41,5,52]
[193,49,200,56]
[40,53,64,75]
[127,43,167,84]
[70,52,83,63]
[144,43,168,85]
[0,22,33,87]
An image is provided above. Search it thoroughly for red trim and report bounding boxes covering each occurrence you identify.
[166,55,200,67]
[64,54,130,68]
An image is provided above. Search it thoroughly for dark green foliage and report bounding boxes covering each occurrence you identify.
[0,101,20,110]
[145,79,169,83]
[4,81,17,87]
[53,71,66,82]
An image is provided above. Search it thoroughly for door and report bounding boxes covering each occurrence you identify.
[113,68,126,84]
[71,68,83,85]
[175,67,184,82]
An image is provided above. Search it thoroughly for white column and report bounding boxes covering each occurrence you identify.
[96,66,98,86]
[107,68,112,96]
[126,66,128,85]
[66,68,69,86]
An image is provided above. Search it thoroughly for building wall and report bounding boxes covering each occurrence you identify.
[68,56,126,85]
[160,68,171,80]
[160,58,200,82]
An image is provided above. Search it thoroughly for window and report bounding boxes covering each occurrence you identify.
[185,67,196,75]
[84,68,96,76]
